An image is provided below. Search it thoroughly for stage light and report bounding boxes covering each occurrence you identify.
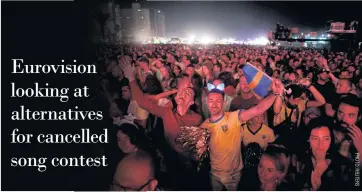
[200,35,213,44]
[188,35,196,43]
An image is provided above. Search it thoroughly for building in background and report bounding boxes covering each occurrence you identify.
[114,4,122,42]
[132,3,151,42]
[117,2,164,43]
[119,8,133,43]
[150,9,166,38]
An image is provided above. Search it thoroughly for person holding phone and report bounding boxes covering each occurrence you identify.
[333,95,362,164]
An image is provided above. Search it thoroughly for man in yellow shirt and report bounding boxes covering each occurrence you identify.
[241,113,275,150]
[200,79,284,190]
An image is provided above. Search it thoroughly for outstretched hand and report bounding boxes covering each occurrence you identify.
[119,56,135,81]
[298,78,311,87]
[322,58,330,70]
[271,78,284,95]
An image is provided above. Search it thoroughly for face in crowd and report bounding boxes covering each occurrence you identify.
[258,146,290,187]
[337,102,360,128]
[239,76,251,93]
[177,76,192,90]
[285,86,302,108]
[160,67,169,79]
[272,70,280,79]
[335,79,351,94]
[121,86,132,101]
[318,71,329,81]
[117,129,138,154]
[186,66,195,77]
[207,79,225,117]
[309,126,332,156]
[175,87,195,108]
[249,113,264,127]
[173,66,181,76]
[339,71,349,79]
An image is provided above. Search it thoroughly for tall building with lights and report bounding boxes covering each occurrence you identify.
[118,2,154,42]
[150,9,166,37]
[118,2,164,42]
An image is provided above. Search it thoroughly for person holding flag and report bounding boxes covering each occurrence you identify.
[199,76,284,190]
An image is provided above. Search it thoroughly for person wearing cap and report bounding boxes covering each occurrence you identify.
[311,64,335,114]
[200,78,284,191]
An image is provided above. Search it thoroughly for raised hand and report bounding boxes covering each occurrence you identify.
[321,57,331,71]
[298,78,311,87]
[347,124,362,153]
[119,56,135,81]
[311,170,322,191]
[271,78,284,95]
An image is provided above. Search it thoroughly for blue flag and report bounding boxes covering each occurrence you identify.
[242,64,272,98]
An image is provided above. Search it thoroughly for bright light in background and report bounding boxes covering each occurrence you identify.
[200,35,213,44]
[245,37,269,45]
[187,35,196,44]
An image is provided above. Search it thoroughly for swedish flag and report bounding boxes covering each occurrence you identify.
[242,64,272,98]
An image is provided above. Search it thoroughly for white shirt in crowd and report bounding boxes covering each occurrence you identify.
[127,100,149,120]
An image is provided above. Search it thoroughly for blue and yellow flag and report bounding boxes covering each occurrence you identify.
[242,64,272,98]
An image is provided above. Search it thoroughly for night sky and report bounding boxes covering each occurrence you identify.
[133,1,362,39]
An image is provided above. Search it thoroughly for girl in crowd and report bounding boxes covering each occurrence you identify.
[257,144,295,191]
[296,117,355,190]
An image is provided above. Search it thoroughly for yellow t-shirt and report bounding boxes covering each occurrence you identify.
[200,110,244,177]
[273,100,307,127]
[241,124,275,150]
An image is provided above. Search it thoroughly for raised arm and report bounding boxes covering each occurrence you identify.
[298,78,326,107]
[273,93,283,115]
[240,79,284,122]
[150,58,160,72]
[149,89,178,101]
[323,58,339,85]
[120,56,167,118]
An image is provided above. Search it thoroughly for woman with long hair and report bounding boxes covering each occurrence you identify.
[296,117,355,190]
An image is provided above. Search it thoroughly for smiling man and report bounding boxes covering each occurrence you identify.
[200,78,284,190]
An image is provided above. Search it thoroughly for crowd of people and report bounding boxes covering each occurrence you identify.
[95,43,362,191]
